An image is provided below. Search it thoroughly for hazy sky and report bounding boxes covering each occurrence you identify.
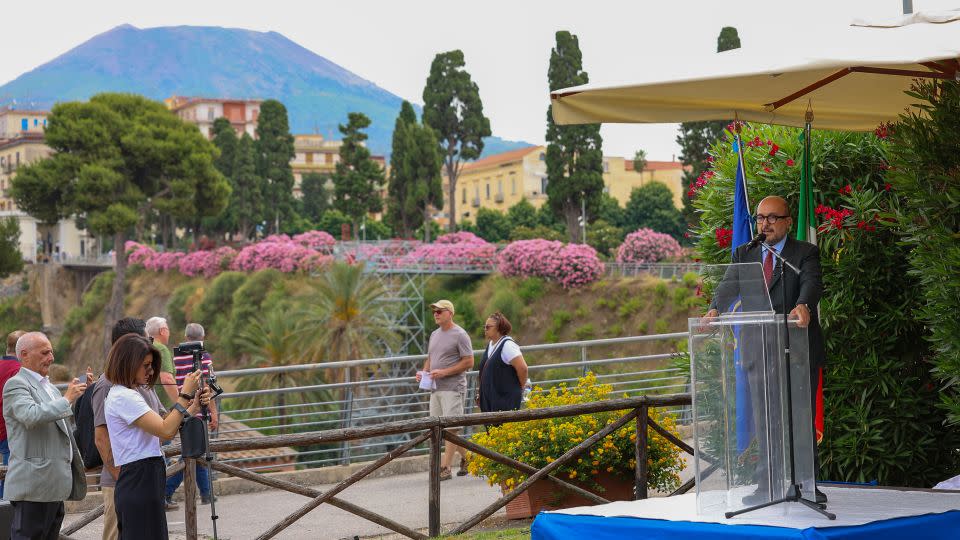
[3,0,954,160]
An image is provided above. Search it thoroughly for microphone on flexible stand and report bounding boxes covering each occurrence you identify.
[746,232,767,250]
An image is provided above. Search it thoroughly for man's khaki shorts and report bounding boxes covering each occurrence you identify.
[430,390,464,419]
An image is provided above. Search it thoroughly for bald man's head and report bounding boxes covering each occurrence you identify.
[756,196,793,245]
[16,331,54,377]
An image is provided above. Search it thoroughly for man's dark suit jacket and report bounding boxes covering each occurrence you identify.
[710,236,826,368]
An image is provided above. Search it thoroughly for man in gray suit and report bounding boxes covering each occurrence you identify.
[3,332,87,540]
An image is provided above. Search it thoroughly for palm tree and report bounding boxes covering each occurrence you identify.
[234,304,334,434]
[299,261,400,384]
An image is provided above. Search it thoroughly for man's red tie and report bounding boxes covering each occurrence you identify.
[763,248,775,287]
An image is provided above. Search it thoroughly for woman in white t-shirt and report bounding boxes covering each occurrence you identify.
[104,334,208,540]
[477,311,529,413]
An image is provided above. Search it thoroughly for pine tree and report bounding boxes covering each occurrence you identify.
[386,101,443,240]
[677,26,742,229]
[11,93,229,352]
[545,31,604,243]
[331,113,384,233]
[255,100,296,234]
[422,50,491,231]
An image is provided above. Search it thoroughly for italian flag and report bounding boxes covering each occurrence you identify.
[795,127,824,444]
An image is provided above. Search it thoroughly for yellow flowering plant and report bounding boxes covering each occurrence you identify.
[467,373,684,493]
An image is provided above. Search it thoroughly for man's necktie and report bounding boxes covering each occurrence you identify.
[763,248,775,287]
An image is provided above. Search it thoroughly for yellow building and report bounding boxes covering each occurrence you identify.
[439,146,547,227]
[602,156,687,209]
[291,134,341,189]
[290,133,387,212]
[438,146,687,226]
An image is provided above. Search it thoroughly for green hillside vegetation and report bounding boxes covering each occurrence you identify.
[49,269,703,384]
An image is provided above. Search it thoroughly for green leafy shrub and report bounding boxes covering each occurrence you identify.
[220,269,285,358]
[574,324,595,341]
[692,122,960,485]
[193,272,248,352]
[618,298,643,319]
[887,79,960,426]
[653,318,668,335]
[672,287,691,308]
[682,271,700,288]
[636,321,649,335]
[515,277,546,303]
[166,282,197,332]
[484,288,524,331]
[595,297,616,309]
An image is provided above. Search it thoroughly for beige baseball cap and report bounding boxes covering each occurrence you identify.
[429,299,455,314]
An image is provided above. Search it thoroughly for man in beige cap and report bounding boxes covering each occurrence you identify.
[416,299,473,480]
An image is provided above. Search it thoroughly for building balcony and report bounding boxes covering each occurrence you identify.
[471,197,481,207]
[494,192,504,203]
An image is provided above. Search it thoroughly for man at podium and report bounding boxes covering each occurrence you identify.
[704,195,827,504]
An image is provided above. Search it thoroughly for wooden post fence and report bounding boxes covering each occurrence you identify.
[52,393,693,539]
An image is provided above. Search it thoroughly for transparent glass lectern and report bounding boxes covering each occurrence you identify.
[689,263,816,515]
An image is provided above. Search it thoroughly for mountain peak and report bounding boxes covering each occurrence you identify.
[0,25,530,156]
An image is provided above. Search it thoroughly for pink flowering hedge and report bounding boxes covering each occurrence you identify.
[125,233,334,278]
[616,228,684,264]
[400,234,496,269]
[435,231,484,244]
[497,239,603,289]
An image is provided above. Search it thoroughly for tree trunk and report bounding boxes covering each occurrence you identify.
[564,205,581,244]
[423,206,432,243]
[102,231,127,356]
[446,156,457,232]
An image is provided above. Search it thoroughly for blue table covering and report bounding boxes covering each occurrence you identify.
[531,509,960,540]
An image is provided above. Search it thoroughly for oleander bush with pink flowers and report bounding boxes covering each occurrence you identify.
[125,233,333,278]
[616,228,684,264]
[400,235,496,269]
[497,239,603,289]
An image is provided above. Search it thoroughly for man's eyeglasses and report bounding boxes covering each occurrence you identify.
[432,310,447,315]
[754,214,789,224]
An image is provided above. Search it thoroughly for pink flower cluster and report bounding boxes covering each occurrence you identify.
[497,239,604,289]
[292,231,336,252]
[400,237,496,269]
[616,228,684,264]
[125,232,334,277]
[435,231,485,244]
[231,238,332,273]
[177,247,238,277]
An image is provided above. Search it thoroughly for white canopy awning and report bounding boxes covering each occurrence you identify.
[550,12,960,131]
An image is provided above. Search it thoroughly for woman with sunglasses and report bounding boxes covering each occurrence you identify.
[477,312,529,414]
[104,334,210,539]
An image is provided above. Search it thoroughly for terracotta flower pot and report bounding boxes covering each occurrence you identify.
[503,472,635,520]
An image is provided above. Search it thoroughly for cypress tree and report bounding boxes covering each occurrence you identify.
[255,99,296,234]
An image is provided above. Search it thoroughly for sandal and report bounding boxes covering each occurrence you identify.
[439,467,452,481]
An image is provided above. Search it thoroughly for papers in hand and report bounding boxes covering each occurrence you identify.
[418,371,436,391]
